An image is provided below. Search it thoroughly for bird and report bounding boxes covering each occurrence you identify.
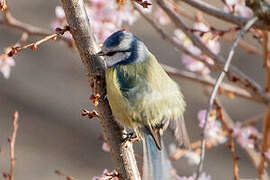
[96,30,190,180]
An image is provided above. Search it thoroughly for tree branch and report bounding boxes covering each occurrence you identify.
[134,5,215,71]
[215,99,270,180]
[2,10,50,36]
[194,16,258,179]
[6,27,69,57]
[162,64,263,104]
[134,4,266,104]
[3,111,19,180]
[178,0,270,31]
[258,30,270,180]
[166,1,262,57]
[0,9,72,45]
[60,0,140,179]
[155,0,270,108]
[216,102,240,180]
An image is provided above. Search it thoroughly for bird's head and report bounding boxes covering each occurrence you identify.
[96,30,150,68]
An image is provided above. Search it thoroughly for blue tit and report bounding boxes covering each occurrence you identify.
[97,30,189,180]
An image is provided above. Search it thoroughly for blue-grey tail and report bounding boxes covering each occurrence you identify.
[142,128,172,180]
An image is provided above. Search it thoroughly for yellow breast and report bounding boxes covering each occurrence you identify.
[105,56,185,129]
[105,67,136,127]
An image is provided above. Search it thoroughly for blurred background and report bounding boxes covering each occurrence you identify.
[0,0,268,179]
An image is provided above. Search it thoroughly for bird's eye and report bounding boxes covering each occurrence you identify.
[106,51,117,56]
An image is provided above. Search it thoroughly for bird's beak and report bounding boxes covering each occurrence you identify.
[96,51,106,56]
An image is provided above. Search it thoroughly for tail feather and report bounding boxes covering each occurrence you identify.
[142,128,171,180]
[170,115,190,148]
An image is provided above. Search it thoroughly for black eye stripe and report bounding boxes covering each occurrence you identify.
[106,51,117,56]
[105,50,130,56]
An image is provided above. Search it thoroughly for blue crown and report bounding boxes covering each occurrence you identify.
[104,30,126,48]
[103,30,149,66]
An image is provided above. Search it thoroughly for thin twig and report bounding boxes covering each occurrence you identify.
[156,0,224,70]
[195,17,258,180]
[168,0,195,21]
[258,31,270,180]
[178,0,270,30]
[0,9,72,45]
[156,0,270,107]
[215,98,270,180]
[139,0,268,105]
[2,10,50,35]
[171,113,264,161]
[136,6,264,104]
[162,64,264,103]
[3,111,19,180]
[223,32,262,56]
[134,4,215,71]
[168,2,262,57]
[263,31,270,93]
[240,114,264,127]
[6,26,70,57]
[216,102,240,180]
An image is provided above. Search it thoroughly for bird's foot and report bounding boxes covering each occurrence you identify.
[98,94,107,102]
[122,132,139,143]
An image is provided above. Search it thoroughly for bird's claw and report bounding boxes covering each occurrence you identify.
[122,132,139,143]
[98,94,107,102]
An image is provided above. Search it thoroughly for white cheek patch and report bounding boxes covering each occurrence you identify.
[117,36,133,50]
[135,42,149,63]
[105,52,131,68]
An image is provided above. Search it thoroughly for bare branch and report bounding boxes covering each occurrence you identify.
[195,17,258,179]
[0,9,72,45]
[178,0,270,31]
[3,111,19,180]
[258,31,270,180]
[245,148,270,180]
[60,0,141,179]
[6,26,69,57]
[155,0,270,107]
[216,99,270,180]
[162,64,265,104]
[223,32,262,56]
[134,5,265,104]
[2,10,50,36]
[134,5,216,71]
[165,2,262,57]
[81,109,100,119]
[240,114,264,127]
[156,0,224,69]
[216,102,240,180]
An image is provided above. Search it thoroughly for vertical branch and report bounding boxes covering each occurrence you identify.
[215,99,270,180]
[194,17,258,180]
[263,31,270,93]
[60,0,140,179]
[3,111,19,180]
[216,103,240,180]
[258,31,270,180]
[9,111,19,180]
